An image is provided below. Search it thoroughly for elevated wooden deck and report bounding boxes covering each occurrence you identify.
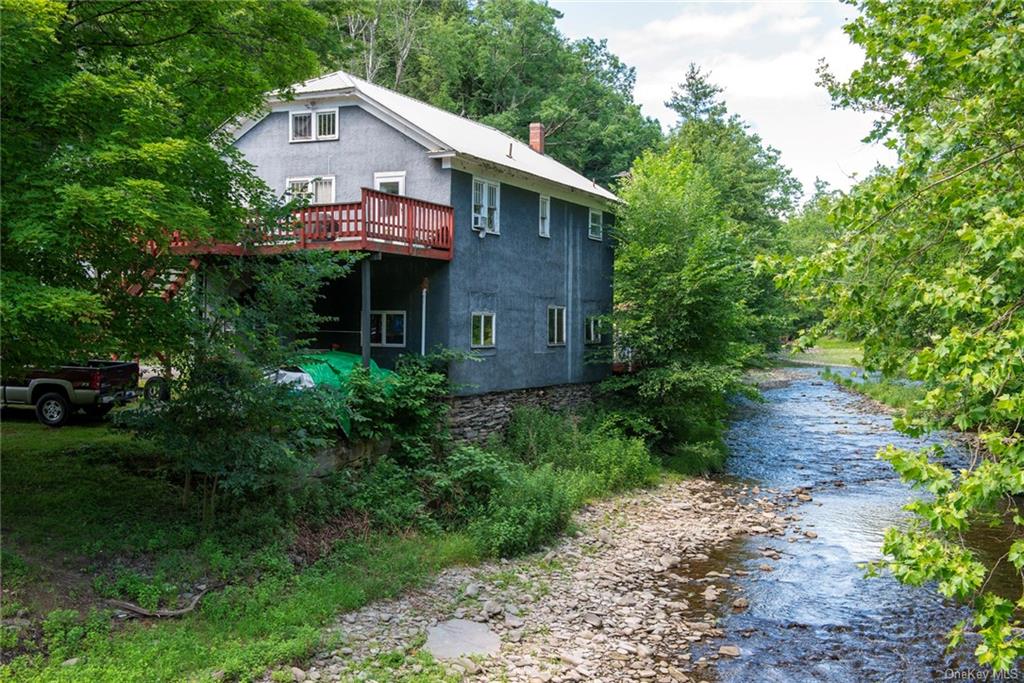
[171,188,454,260]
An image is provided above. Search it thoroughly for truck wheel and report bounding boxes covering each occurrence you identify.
[35,392,70,427]
[144,376,170,402]
[83,404,113,419]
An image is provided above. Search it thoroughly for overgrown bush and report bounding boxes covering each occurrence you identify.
[429,445,513,526]
[468,464,573,557]
[116,359,341,525]
[349,459,436,532]
[345,351,460,466]
[501,406,658,492]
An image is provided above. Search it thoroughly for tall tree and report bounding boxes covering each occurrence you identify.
[1,0,330,370]
[606,141,761,461]
[784,0,1023,670]
[665,65,802,347]
[313,0,662,183]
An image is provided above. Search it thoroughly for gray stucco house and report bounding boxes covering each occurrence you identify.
[187,70,618,395]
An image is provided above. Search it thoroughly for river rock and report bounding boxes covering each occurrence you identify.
[424,619,501,659]
[718,645,741,657]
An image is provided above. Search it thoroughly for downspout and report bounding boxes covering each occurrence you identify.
[565,205,573,383]
[420,277,429,356]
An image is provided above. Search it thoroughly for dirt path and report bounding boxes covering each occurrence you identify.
[279,477,797,683]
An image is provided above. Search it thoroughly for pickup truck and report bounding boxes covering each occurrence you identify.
[1,360,140,427]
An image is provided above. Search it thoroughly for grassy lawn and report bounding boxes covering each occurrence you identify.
[785,337,863,367]
[0,414,477,682]
[820,369,925,412]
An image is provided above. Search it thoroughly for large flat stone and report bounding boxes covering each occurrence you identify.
[423,619,501,660]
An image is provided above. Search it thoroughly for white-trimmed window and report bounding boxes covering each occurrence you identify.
[539,195,551,238]
[547,306,566,346]
[286,176,335,205]
[374,171,406,196]
[584,316,602,345]
[588,208,604,241]
[472,177,500,234]
[370,310,406,347]
[471,311,495,348]
[290,108,338,142]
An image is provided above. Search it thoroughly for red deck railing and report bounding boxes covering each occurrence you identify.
[171,188,454,261]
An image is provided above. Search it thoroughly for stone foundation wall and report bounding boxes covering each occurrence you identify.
[447,383,597,443]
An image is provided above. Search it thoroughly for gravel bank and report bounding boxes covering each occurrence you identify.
[280,477,800,683]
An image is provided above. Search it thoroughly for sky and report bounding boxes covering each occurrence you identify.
[549,0,896,197]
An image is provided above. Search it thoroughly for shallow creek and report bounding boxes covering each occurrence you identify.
[687,367,1018,682]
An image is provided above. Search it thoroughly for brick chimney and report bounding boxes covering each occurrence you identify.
[529,122,545,154]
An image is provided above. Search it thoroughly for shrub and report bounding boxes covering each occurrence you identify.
[41,609,109,660]
[429,445,513,526]
[469,464,573,557]
[502,406,575,466]
[115,359,341,526]
[350,459,435,532]
[345,351,459,466]
[663,441,727,475]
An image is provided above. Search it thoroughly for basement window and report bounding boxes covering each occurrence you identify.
[471,312,495,348]
[547,306,566,346]
[370,310,406,347]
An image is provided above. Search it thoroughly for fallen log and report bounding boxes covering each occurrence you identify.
[108,585,215,619]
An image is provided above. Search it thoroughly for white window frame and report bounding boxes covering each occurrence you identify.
[547,305,566,347]
[471,176,500,234]
[289,108,338,143]
[369,310,406,348]
[538,195,551,238]
[588,208,604,241]
[373,171,407,196]
[471,311,496,348]
[584,315,602,345]
[285,175,336,205]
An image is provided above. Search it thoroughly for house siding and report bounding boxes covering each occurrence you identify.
[446,170,613,395]
[234,105,451,205]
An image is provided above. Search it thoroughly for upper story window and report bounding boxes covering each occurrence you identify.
[471,311,495,348]
[290,109,338,143]
[374,171,406,196]
[588,208,604,241]
[584,316,602,345]
[472,177,500,234]
[286,176,335,205]
[370,310,406,347]
[547,305,566,346]
[539,195,551,238]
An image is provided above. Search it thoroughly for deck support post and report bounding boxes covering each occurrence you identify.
[360,256,371,368]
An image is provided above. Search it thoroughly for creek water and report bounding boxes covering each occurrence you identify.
[691,366,1020,682]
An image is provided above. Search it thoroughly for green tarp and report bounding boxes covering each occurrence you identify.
[292,351,396,436]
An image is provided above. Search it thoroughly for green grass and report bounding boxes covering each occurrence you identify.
[1,404,671,681]
[0,418,478,681]
[3,534,476,682]
[821,369,925,411]
[1,420,191,556]
[786,337,863,367]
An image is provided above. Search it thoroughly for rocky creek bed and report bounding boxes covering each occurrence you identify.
[273,476,820,683]
[267,365,1010,682]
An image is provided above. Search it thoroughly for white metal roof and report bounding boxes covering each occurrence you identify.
[280,70,619,203]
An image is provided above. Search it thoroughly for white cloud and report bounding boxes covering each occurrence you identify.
[556,1,895,194]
